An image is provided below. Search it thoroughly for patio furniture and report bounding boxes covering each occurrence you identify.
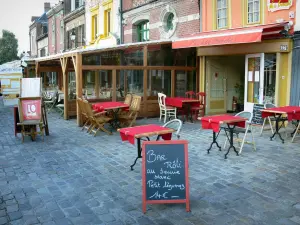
[77,98,92,132]
[191,92,206,120]
[17,97,45,143]
[44,91,58,113]
[261,106,300,143]
[223,111,256,154]
[93,101,130,129]
[118,124,175,170]
[165,97,199,123]
[56,101,64,117]
[291,120,300,142]
[119,95,141,127]
[124,93,133,105]
[185,91,195,99]
[200,114,247,159]
[260,103,276,136]
[162,119,183,139]
[83,100,112,136]
[158,93,177,123]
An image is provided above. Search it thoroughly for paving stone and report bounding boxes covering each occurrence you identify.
[3,194,14,200]
[64,208,80,217]
[8,211,23,221]
[50,210,65,220]
[7,204,19,213]
[0,211,5,217]
[0,216,8,225]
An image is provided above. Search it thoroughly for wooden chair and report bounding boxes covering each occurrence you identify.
[158,93,177,123]
[17,97,45,143]
[191,92,206,120]
[185,91,195,99]
[124,93,133,105]
[82,100,112,136]
[77,98,92,132]
[119,95,142,127]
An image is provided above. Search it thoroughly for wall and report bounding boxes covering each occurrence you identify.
[122,0,200,43]
[202,0,296,32]
[37,37,48,57]
[48,10,64,55]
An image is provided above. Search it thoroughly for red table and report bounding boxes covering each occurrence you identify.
[92,102,129,129]
[165,97,200,123]
[118,124,174,170]
[200,115,247,159]
[261,106,300,143]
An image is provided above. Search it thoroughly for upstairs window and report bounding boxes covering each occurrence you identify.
[247,0,260,24]
[216,0,228,29]
[105,9,111,37]
[92,15,98,40]
[137,21,149,42]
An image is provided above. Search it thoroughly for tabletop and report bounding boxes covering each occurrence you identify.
[93,102,129,112]
[261,106,300,120]
[118,124,174,144]
[200,115,247,132]
[165,97,200,108]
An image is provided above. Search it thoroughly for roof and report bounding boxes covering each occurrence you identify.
[0,60,22,74]
[36,13,48,25]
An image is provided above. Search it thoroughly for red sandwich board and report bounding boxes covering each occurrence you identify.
[142,140,190,213]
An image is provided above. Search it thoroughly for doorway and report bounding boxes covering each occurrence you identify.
[206,55,245,114]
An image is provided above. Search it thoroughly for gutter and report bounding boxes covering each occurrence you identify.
[120,0,123,44]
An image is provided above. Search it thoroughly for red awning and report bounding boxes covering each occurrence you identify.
[172,22,289,49]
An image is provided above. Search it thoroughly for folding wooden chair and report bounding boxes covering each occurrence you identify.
[82,100,112,136]
[77,98,92,132]
[119,95,142,127]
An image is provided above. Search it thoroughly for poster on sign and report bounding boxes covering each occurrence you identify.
[21,99,42,120]
[20,78,41,97]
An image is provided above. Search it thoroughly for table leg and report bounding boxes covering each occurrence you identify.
[224,125,238,159]
[130,137,150,171]
[109,108,121,130]
[270,114,285,143]
[207,131,221,154]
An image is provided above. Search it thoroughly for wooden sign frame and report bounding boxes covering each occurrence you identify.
[142,140,190,213]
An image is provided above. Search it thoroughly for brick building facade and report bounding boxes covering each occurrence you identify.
[122,0,201,44]
[47,1,64,55]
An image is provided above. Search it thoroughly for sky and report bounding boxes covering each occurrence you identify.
[0,0,59,55]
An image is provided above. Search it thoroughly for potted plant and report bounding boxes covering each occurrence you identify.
[234,83,244,112]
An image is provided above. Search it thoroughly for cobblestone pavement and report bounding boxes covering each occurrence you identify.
[1,104,300,225]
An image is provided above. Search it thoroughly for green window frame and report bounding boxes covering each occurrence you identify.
[137,21,149,42]
[167,14,174,31]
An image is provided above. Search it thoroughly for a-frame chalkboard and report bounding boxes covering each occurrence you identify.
[142,140,190,213]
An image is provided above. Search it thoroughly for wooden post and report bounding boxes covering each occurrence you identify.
[95,71,100,98]
[171,70,175,97]
[143,46,148,116]
[60,57,68,120]
[75,54,83,126]
[35,62,40,77]
[112,69,117,101]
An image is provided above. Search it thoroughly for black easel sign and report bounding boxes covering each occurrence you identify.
[142,140,190,213]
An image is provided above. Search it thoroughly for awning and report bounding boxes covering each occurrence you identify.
[172,22,289,49]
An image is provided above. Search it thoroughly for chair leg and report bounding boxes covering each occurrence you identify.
[100,126,112,135]
[268,117,274,134]
[159,110,162,121]
[292,122,300,142]
[239,125,250,154]
[164,110,167,123]
[223,137,228,149]
[250,126,256,151]
[260,118,266,136]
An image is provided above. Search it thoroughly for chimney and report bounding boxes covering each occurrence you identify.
[44,2,51,12]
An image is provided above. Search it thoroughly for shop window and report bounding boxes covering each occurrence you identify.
[175,71,197,97]
[123,47,143,66]
[247,57,260,103]
[263,54,276,104]
[216,0,228,29]
[247,0,260,24]
[147,70,171,100]
[137,21,149,42]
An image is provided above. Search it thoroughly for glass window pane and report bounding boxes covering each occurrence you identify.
[175,71,196,97]
[147,70,171,100]
[247,57,260,103]
[248,13,253,23]
[254,12,259,22]
[263,54,276,104]
[68,72,76,100]
[127,70,144,97]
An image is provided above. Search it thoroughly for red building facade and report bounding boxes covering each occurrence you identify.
[122,0,201,44]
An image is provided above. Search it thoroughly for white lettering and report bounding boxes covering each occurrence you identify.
[149,191,168,199]
[164,158,182,169]
[147,180,160,188]
[146,150,167,163]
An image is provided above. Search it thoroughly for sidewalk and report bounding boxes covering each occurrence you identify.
[0,106,300,225]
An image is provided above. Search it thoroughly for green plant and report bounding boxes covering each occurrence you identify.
[234,83,244,103]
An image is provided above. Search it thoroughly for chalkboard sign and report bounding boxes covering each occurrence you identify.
[142,140,190,213]
[252,103,264,125]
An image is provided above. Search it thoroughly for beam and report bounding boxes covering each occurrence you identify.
[112,69,117,101]
[81,65,197,71]
[76,54,83,126]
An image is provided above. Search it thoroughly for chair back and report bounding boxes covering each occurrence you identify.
[163,119,183,139]
[185,91,195,99]
[124,93,132,105]
[235,111,253,123]
[130,95,142,112]
[82,100,94,118]
[196,92,206,105]
[265,103,276,109]
[158,93,167,109]
[77,98,86,116]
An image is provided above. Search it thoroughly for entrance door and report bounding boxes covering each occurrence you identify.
[206,61,227,113]
[244,54,264,112]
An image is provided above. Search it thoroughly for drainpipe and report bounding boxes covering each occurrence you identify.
[120,0,123,44]
[199,0,202,32]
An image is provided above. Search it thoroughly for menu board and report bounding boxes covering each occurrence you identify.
[252,103,264,125]
[20,78,41,97]
[142,140,190,213]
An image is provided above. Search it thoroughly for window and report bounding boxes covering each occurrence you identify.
[247,0,260,24]
[147,70,171,100]
[167,13,174,31]
[137,21,149,42]
[92,15,98,40]
[40,48,46,57]
[52,20,56,46]
[105,10,111,37]
[216,0,228,29]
